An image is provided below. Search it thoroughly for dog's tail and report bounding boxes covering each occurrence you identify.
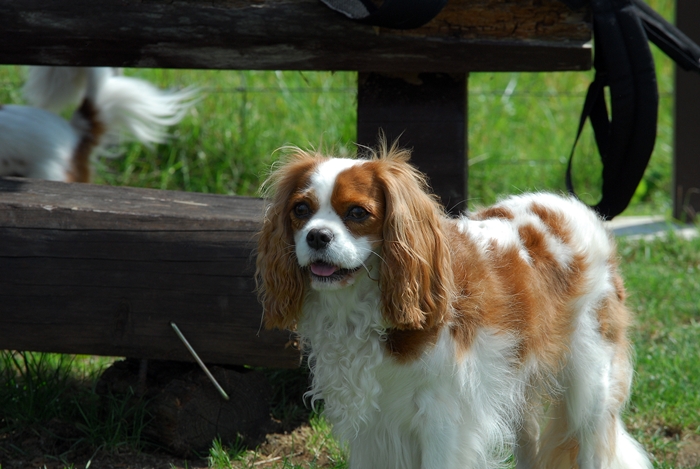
[24,67,197,182]
[86,71,198,151]
[608,418,653,469]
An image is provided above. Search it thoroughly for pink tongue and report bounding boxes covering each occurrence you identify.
[310,263,338,277]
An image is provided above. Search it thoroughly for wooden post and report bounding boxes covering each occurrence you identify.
[674,0,700,222]
[357,72,468,214]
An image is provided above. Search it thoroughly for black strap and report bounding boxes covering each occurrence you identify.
[320,0,447,30]
[565,72,608,198]
[565,0,700,219]
[567,0,658,220]
[632,0,700,73]
[562,0,700,72]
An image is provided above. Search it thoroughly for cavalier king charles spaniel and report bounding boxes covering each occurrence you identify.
[255,143,651,469]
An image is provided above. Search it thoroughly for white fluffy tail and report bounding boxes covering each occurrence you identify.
[609,420,653,469]
[24,66,198,150]
[89,73,199,149]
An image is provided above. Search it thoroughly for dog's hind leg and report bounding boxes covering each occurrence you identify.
[536,306,652,469]
[514,398,541,469]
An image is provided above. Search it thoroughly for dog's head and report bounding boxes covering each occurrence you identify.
[255,143,455,331]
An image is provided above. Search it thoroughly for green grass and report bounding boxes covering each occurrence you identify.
[619,233,700,468]
[0,353,152,464]
[94,69,357,196]
[207,437,247,468]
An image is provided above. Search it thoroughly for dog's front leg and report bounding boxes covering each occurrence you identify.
[347,429,421,469]
[418,420,461,469]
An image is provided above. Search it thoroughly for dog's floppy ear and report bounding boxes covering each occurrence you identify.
[376,149,454,330]
[255,153,317,330]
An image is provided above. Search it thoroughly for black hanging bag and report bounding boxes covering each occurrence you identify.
[566,0,700,219]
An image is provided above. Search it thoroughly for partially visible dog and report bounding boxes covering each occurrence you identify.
[0,66,197,182]
[255,142,652,469]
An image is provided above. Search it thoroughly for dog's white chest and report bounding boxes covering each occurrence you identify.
[298,288,389,440]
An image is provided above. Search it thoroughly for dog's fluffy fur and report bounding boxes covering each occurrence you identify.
[255,143,652,469]
[0,66,196,182]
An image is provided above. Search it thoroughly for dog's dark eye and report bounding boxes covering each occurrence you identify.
[293,202,311,218]
[346,206,369,221]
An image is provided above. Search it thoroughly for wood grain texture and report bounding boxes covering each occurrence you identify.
[0,177,300,368]
[0,0,590,72]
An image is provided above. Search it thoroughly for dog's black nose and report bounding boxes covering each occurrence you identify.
[306,228,334,250]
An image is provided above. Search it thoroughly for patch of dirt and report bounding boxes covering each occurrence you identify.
[3,449,203,469]
[677,433,700,469]
[631,420,700,469]
[0,422,335,469]
[218,424,341,469]
[0,362,335,469]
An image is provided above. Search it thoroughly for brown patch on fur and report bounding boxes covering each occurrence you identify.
[596,271,632,345]
[471,205,514,221]
[515,223,586,368]
[612,268,627,302]
[256,150,324,330]
[447,212,586,371]
[332,163,386,243]
[385,327,441,362]
[529,202,571,243]
[446,222,501,351]
[519,223,558,267]
[66,99,106,183]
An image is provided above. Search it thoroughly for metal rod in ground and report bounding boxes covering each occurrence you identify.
[170,321,230,401]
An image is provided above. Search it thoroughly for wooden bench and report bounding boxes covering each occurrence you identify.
[0,0,593,367]
[0,177,303,367]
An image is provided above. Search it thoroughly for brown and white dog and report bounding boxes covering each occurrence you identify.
[255,142,651,469]
[0,66,196,182]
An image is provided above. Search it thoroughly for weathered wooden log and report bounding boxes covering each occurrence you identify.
[0,177,300,368]
[0,0,590,72]
[97,358,280,456]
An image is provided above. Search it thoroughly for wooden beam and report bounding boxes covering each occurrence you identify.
[673,0,700,222]
[0,0,591,72]
[0,177,300,368]
[357,72,467,214]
